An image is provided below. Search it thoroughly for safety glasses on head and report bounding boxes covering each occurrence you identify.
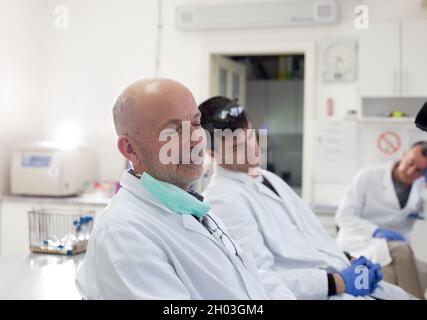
[214,99,245,121]
[217,104,245,120]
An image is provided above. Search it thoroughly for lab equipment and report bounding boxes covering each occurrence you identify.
[373,228,406,241]
[11,144,98,196]
[28,208,95,255]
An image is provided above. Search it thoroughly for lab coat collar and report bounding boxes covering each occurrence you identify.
[213,165,282,202]
[212,164,259,186]
[382,162,397,188]
[379,162,402,210]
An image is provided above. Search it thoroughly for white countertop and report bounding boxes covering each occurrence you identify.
[0,252,84,300]
[1,194,111,206]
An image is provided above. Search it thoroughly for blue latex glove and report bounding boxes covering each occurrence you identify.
[373,228,406,241]
[363,258,383,292]
[339,256,381,296]
[408,212,424,220]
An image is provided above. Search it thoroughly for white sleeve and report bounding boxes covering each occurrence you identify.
[93,225,191,299]
[208,195,327,300]
[264,269,329,300]
[335,169,378,238]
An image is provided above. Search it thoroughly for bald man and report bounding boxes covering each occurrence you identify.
[75,78,295,300]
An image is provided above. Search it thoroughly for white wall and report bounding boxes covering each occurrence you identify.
[0,0,47,194]
[42,0,159,181]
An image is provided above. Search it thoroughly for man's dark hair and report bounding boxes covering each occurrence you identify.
[199,96,249,151]
[411,141,427,157]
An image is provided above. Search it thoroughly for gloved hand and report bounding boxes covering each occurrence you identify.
[373,228,406,241]
[408,212,424,220]
[338,256,382,296]
[362,257,383,292]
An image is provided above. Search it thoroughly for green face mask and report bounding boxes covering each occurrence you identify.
[140,172,210,218]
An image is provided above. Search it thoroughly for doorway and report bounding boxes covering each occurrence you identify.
[201,42,315,203]
[208,54,305,195]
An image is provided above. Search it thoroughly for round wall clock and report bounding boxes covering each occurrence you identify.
[322,40,357,82]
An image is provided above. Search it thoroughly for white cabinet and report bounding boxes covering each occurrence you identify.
[0,202,31,256]
[359,20,427,98]
[359,21,400,97]
[246,80,303,135]
[402,20,427,97]
[211,55,246,105]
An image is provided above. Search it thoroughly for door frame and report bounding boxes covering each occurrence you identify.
[202,41,315,204]
[210,55,247,105]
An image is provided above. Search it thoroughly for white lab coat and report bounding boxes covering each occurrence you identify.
[75,170,295,300]
[203,165,414,300]
[335,163,424,266]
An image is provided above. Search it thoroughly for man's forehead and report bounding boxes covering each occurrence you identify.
[163,107,200,120]
[408,146,427,163]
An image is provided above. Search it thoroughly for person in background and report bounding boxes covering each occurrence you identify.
[75,79,295,299]
[335,142,427,299]
[200,96,413,300]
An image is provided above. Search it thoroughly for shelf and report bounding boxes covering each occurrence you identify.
[358,117,415,123]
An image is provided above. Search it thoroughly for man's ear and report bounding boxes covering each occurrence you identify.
[117,135,139,165]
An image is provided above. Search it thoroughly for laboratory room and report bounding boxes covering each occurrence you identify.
[1,0,427,306]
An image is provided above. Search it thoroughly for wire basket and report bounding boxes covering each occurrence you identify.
[27,208,95,255]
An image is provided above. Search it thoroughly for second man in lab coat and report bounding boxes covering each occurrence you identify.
[200,96,414,300]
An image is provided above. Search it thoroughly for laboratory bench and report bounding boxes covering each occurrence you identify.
[0,252,84,299]
[0,194,110,257]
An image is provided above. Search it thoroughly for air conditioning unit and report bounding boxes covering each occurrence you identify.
[176,0,339,31]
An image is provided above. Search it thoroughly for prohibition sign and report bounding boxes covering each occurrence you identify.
[377,131,401,155]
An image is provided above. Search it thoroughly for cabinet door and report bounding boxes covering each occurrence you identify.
[359,21,400,97]
[0,202,31,256]
[402,20,427,97]
[210,55,247,105]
